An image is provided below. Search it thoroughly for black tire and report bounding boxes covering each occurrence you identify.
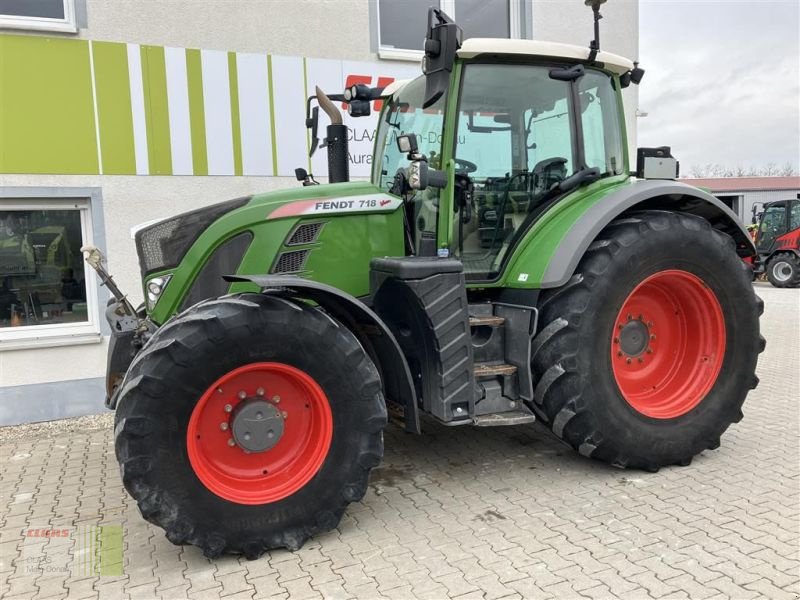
[114,293,386,558]
[531,210,765,471]
[765,253,800,288]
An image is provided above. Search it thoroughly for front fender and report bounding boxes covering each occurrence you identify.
[225,275,420,433]
[505,178,755,289]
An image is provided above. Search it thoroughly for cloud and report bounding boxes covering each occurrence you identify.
[638,0,800,172]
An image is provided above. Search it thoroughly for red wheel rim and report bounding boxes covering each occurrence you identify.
[611,270,726,419]
[187,362,333,504]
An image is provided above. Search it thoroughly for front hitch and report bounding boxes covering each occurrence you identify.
[82,245,148,408]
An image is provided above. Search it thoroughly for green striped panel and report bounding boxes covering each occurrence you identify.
[0,35,98,174]
[140,45,172,175]
[228,52,243,176]
[186,48,208,176]
[266,54,279,176]
[91,41,136,174]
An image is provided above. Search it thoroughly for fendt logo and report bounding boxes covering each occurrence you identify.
[342,74,396,111]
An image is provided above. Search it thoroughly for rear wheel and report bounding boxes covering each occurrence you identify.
[531,211,764,470]
[766,253,800,287]
[114,294,386,557]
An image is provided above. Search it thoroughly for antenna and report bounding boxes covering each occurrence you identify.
[585,0,607,63]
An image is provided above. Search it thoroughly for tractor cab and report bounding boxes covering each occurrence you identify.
[752,197,800,286]
[372,50,629,281]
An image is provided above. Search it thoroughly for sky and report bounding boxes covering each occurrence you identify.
[638,0,800,175]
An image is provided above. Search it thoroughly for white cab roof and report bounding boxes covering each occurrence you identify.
[458,38,634,75]
[381,78,412,97]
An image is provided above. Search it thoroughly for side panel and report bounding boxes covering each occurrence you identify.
[499,178,755,289]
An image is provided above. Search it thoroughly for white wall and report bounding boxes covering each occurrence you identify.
[82,0,374,61]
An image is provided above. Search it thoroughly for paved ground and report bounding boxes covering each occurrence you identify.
[1,283,798,600]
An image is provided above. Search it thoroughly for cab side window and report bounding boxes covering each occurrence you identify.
[790,201,800,231]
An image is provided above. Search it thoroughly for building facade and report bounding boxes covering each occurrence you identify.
[682,177,800,225]
[0,0,639,424]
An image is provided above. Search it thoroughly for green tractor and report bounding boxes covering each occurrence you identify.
[86,4,764,559]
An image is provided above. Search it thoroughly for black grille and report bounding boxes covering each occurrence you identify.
[179,232,253,311]
[135,196,250,278]
[272,250,309,274]
[286,222,324,246]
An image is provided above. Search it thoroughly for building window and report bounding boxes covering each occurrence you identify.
[377,0,523,60]
[0,198,100,348]
[0,0,77,33]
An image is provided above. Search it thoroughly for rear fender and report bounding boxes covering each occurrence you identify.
[225,275,420,433]
[537,180,756,288]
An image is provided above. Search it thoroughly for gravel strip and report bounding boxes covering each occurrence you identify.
[0,412,113,444]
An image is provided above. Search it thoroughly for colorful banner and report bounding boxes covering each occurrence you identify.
[0,34,420,178]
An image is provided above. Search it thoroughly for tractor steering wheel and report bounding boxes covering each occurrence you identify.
[454,158,478,174]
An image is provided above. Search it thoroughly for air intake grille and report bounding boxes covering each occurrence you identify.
[286,222,324,246]
[272,249,310,274]
[135,196,250,277]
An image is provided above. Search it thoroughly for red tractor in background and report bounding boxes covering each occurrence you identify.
[750,196,800,287]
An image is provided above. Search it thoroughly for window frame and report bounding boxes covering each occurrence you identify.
[0,196,102,350]
[376,0,524,61]
[0,0,77,33]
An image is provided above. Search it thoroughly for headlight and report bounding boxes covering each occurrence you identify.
[146,274,172,311]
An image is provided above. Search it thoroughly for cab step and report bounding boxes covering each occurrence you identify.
[474,362,517,377]
[473,410,536,427]
[469,315,505,327]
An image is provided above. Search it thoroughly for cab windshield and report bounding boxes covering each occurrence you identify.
[373,76,446,190]
[373,76,447,251]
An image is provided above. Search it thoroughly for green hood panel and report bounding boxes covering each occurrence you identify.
[148,182,405,323]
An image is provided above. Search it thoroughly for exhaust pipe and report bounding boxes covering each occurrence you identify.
[315,86,349,183]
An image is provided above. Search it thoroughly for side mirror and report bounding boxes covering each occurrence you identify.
[396,134,418,155]
[422,8,462,109]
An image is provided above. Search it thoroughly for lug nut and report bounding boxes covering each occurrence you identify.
[217,388,223,394]
[220,422,228,431]
[617,351,623,357]
[627,314,632,321]
[224,404,233,413]
[282,411,288,419]
[272,395,281,403]
[650,334,656,341]
[613,337,619,344]
[256,387,265,396]
[647,321,653,327]
[646,348,653,354]
[637,357,644,363]
[237,391,247,400]
[626,358,632,364]
[227,438,235,447]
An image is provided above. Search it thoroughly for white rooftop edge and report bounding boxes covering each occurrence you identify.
[458,38,634,75]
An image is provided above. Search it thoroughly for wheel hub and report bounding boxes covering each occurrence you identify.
[610,270,726,419]
[773,261,792,282]
[231,399,284,452]
[618,319,649,357]
[186,362,333,505]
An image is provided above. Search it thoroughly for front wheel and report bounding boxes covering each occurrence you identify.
[531,211,765,471]
[766,253,800,287]
[114,294,386,557]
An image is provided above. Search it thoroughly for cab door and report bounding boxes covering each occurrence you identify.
[756,201,788,254]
